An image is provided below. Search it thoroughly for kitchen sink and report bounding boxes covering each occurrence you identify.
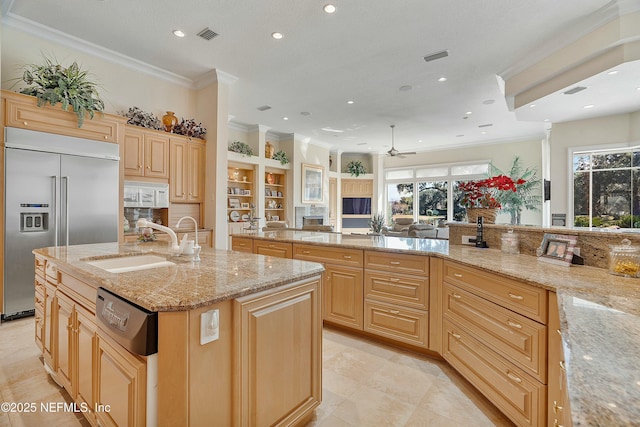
[84,254,175,273]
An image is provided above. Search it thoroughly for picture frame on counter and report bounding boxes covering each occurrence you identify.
[537,233,577,266]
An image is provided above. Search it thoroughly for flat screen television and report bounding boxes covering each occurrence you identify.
[342,197,372,215]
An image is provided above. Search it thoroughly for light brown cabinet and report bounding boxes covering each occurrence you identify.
[548,292,573,427]
[95,332,147,427]
[253,240,292,258]
[170,137,205,202]
[124,127,170,179]
[341,178,373,197]
[231,236,253,253]
[441,260,548,427]
[234,279,322,426]
[55,290,74,393]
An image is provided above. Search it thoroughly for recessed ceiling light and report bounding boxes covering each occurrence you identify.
[465,111,472,115]
[172,30,185,38]
[584,104,595,109]
[283,116,289,120]
[437,77,447,82]
[321,127,344,133]
[323,4,336,13]
[271,32,283,40]
[608,70,619,75]
[347,100,355,104]
[544,119,550,122]
[637,87,640,91]
[530,104,536,108]
[481,131,487,135]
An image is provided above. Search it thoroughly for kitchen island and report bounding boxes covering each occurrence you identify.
[33,241,324,427]
[233,230,640,427]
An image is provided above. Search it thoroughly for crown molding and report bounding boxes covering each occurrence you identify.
[1,0,16,18]
[193,69,239,89]
[3,13,197,88]
[228,120,251,132]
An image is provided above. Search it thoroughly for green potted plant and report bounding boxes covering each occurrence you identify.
[17,56,104,127]
[272,150,289,165]
[369,212,386,235]
[228,141,254,157]
[347,160,366,177]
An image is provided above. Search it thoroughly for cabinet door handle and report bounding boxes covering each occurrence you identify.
[506,371,522,383]
[559,361,566,371]
[452,293,462,299]
[389,309,400,315]
[453,273,463,278]
[138,164,142,169]
[556,328,562,337]
[508,293,524,300]
[302,250,311,254]
[553,400,564,414]
[507,320,522,329]
[554,420,564,427]
[268,244,276,248]
[343,255,352,259]
[389,261,401,265]
[451,332,461,339]
[389,277,400,283]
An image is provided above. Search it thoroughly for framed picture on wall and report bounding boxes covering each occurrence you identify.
[302,163,324,203]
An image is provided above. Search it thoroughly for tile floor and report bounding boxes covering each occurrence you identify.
[0,317,514,426]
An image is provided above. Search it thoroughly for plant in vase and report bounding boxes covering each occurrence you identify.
[369,212,386,235]
[458,175,523,224]
[16,55,104,127]
[272,150,289,165]
[228,141,254,157]
[347,160,366,177]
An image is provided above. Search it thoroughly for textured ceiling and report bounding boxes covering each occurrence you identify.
[3,0,639,154]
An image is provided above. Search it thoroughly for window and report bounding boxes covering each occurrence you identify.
[384,162,489,222]
[573,148,640,228]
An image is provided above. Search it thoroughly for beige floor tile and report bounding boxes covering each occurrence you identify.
[361,358,437,405]
[331,384,416,427]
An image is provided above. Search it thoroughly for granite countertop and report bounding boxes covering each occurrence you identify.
[236,230,640,426]
[33,241,324,312]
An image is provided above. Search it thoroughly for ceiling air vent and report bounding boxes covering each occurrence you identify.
[478,123,493,128]
[423,49,449,63]
[257,105,272,111]
[197,27,219,40]
[563,86,587,95]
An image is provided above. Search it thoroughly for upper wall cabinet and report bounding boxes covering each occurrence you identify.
[342,179,373,197]
[170,137,205,203]
[2,90,124,143]
[123,126,170,179]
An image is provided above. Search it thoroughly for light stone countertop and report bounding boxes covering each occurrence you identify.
[237,230,640,427]
[33,241,325,312]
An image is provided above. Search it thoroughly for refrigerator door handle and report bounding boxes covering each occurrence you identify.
[63,176,70,246]
[52,175,58,247]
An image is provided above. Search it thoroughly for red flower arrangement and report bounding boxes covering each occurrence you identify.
[459,175,525,208]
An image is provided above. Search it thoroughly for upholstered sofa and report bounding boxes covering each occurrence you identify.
[382,218,415,237]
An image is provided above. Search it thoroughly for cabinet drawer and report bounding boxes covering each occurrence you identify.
[34,287,45,312]
[35,308,44,352]
[5,96,119,143]
[45,261,58,285]
[364,300,428,348]
[35,255,46,278]
[254,240,292,259]
[443,320,545,427]
[59,271,97,312]
[294,244,363,267]
[35,273,46,296]
[231,237,253,253]
[443,261,547,323]
[364,251,429,275]
[364,270,428,309]
[443,283,547,382]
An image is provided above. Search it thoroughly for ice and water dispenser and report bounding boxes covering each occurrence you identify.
[19,203,49,232]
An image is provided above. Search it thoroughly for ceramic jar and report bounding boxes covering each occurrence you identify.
[162,111,178,132]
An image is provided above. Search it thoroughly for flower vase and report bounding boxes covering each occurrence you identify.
[162,111,178,132]
[265,141,275,159]
[466,208,497,224]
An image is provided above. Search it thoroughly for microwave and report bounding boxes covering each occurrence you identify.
[124,181,169,208]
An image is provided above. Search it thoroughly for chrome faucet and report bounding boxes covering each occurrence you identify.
[176,216,201,262]
[136,218,181,255]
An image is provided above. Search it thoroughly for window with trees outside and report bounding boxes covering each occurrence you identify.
[384,162,489,223]
[573,148,640,228]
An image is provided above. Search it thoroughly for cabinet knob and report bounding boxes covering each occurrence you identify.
[146,166,150,169]
[23,121,28,126]
[104,136,108,140]
[138,164,142,169]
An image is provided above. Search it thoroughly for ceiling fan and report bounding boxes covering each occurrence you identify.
[387,125,417,157]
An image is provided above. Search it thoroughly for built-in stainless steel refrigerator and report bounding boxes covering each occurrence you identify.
[3,127,119,320]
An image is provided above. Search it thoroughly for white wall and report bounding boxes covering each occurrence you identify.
[549,110,640,220]
[1,26,198,119]
[384,138,544,225]
[292,136,331,207]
